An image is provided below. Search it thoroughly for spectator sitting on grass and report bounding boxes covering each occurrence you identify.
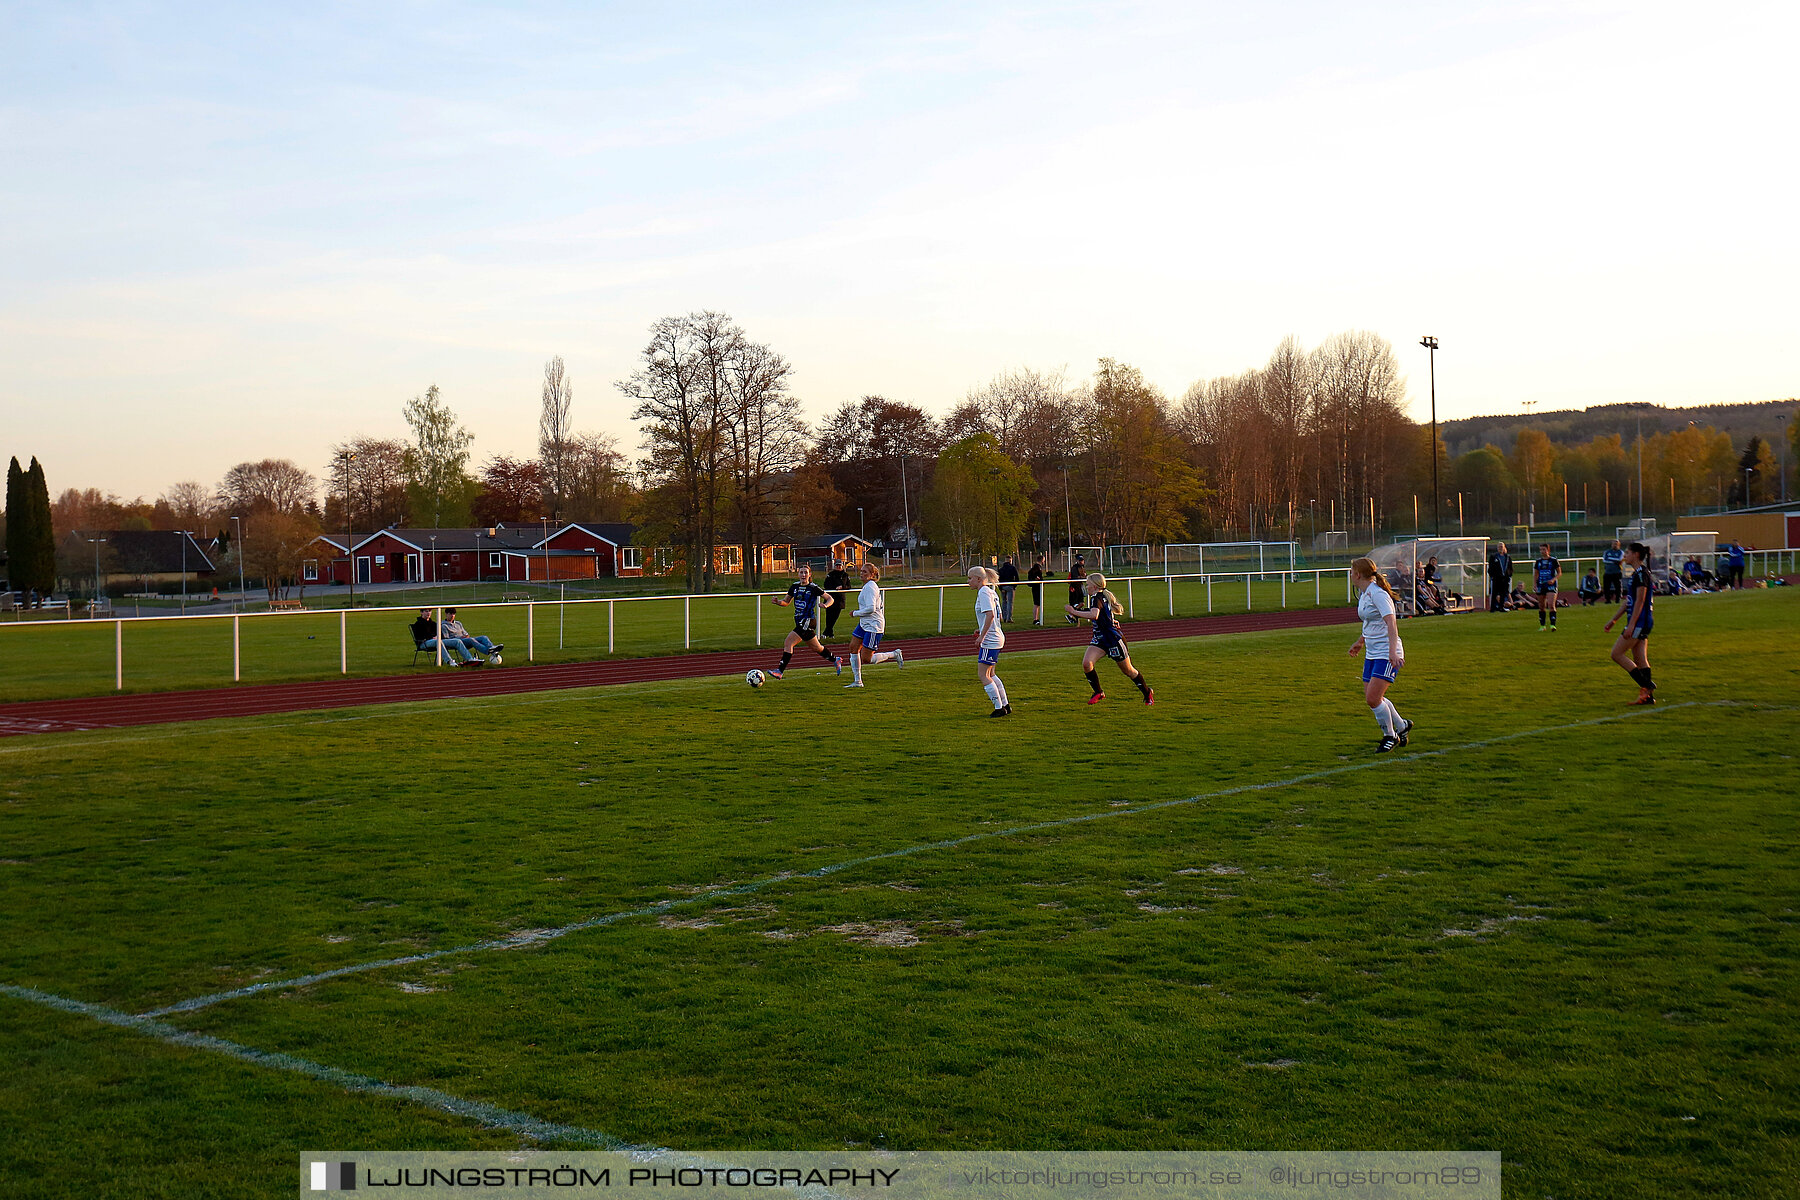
[1578,570,1602,605]
[442,608,503,659]
[411,608,475,665]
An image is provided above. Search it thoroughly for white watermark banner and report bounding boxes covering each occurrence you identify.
[300,1151,1499,1199]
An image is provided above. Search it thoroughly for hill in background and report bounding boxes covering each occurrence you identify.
[1442,399,1794,456]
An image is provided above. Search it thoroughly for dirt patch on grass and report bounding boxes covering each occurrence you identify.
[657,916,718,930]
[820,921,922,948]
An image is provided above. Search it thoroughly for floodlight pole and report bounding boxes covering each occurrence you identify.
[231,515,245,610]
[1420,336,1440,535]
[898,452,913,576]
[178,531,192,614]
[87,536,107,606]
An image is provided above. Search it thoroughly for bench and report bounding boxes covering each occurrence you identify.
[270,599,306,612]
[502,592,533,603]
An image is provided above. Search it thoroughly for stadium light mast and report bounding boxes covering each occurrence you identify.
[1420,337,1440,536]
[86,536,106,607]
[230,515,245,611]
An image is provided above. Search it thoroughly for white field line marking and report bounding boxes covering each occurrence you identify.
[0,982,642,1150]
[142,698,1776,1019]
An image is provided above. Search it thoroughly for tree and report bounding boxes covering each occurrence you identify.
[787,457,849,534]
[720,333,805,587]
[16,458,56,593]
[1077,359,1205,545]
[217,459,317,516]
[241,509,322,601]
[471,456,545,526]
[402,385,476,528]
[324,438,410,530]
[619,313,736,592]
[812,396,942,540]
[538,356,574,514]
[1508,429,1560,523]
[920,434,1034,566]
[564,432,635,523]
[1738,436,1776,506]
[1451,447,1515,523]
[161,481,212,532]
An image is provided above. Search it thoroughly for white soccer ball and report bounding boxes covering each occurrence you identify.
[745,669,766,688]
[489,653,503,666]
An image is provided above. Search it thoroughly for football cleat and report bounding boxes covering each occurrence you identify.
[1087,692,1106,705]
[1630,689,1654,706]
[894,649,906,668]
[844,681,864,689]
[1376,734,1400,753]
[1143,688,1155,706]
[833,656,843,676]
[768,667,785,680]
[989,707,1009,718]
[1397,719,1413,746]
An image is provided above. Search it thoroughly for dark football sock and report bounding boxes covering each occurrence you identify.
[778,652,792,669]
[1538,608,1546,626]
[1643,668,1654,690]
[1130,670,1149,694]
[1628,667,1648,687]
[818,646,835,660]
[1084,668,1102,695]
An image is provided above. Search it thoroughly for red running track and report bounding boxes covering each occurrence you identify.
[0,606,1356,738]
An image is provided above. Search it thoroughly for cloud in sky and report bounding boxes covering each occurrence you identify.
[2,1,1794,497]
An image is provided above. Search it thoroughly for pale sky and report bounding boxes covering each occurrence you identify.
[3,1,1795,499]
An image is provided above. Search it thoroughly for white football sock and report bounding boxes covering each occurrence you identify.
[994,676,1008,706]
[983,680,1002,709]
[1371,702,1394,735]
[851,655,863,683]
[871,651,896,665]
[1381,698,1403,729]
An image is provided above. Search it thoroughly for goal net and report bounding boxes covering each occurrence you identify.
[1313,530,1350,556]
[1163,541,1297,577]
[1510,529,1571,561]
[1103,544,1151,576]
[1617,518,1658,541]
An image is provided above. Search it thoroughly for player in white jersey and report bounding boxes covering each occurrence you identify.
[844,562,904,688]
[968,566,1010,716]
[1346,556,1413,753]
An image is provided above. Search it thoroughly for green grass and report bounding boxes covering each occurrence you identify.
[1,591,1796,1198]
[0,573,1356,702]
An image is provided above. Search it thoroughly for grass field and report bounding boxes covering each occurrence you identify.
[2,591,1796,1199]
[0,573,1357,703]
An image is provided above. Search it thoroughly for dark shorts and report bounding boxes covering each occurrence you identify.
[1535,584,1558,596]
[1091,635,1127,661]
[793,619,817,638]
[1628,617,1653,640]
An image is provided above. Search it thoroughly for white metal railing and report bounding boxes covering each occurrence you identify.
[5,548,1795,696]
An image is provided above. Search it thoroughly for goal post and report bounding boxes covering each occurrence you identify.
[1162,541,1297,578]
[1512,529,1571,561]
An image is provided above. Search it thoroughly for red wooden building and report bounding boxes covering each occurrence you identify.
[307,523,642,586]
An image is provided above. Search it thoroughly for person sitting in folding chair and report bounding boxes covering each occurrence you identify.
[442,608,503,662]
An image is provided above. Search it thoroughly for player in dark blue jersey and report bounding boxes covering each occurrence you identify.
[1065,572,1153,706]
[1532,544,1560,631]
[1603,541,1656,705]
[768,564,840,680]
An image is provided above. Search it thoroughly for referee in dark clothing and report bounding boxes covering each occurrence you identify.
[822,561,850,637]
[1487,543,1513,612]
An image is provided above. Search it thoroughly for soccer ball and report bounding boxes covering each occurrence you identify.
[489,653,503,666]
[745,669,766,688]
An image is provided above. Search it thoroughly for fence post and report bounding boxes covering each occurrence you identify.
[1207,576,1213,612]
[115,619,123,690]
[1167,575,1173,616]
[1126,577,1134,618]
[1246,573,1251,610]
[233,614,241,682]
[684,595,691,649]
[1346,569,1353,601]
[1316,571,1321,606]
[938,586,945,633]
[755,594,762,645]
[340,609,348,674]
[608,599,615,654]
[1281,573,1286,609]
[435,605,444,665]
[559,584,565,650]
[528,603,534,661]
